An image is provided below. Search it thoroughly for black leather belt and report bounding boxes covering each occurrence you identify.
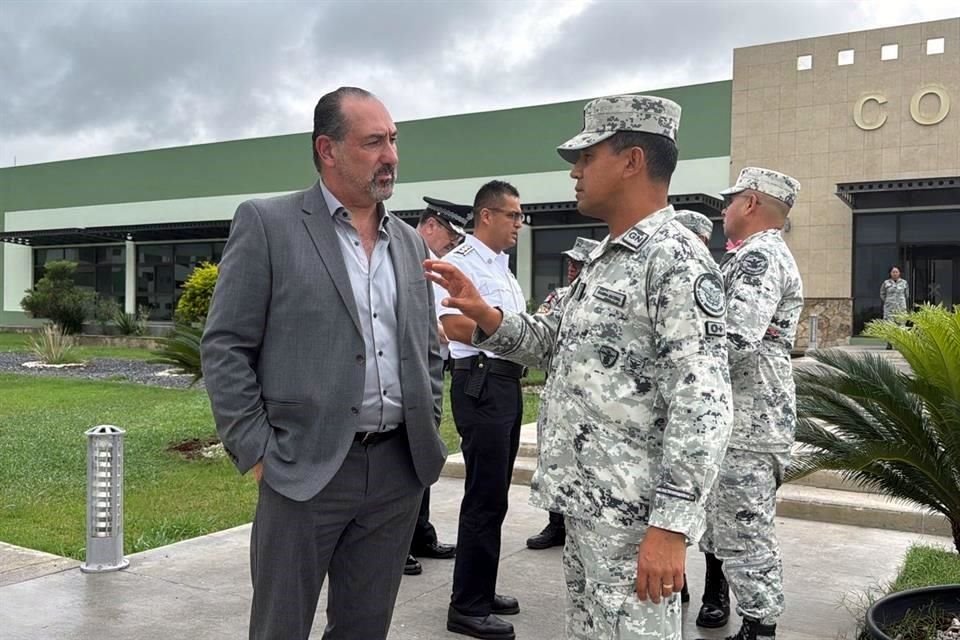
[452,356,526,379]
[354,425,403,447]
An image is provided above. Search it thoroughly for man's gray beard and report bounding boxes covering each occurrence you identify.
[369,174,395,202]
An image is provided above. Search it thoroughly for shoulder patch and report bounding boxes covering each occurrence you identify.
[620,228,649,251]
[739,251,769,276]
[705,321,725,337]
[598,345,620,368]
[452,244,474,257]
[694,273,725,318]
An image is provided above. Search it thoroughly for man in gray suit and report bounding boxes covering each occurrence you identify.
[201,86,447,640]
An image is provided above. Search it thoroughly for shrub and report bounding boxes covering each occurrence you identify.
[150,324,203,385]
[28,324,80,364]
[20,261,93,334]
[788,304,960,553]
[175,263,218,325]
[91,295,121,332]
[113,305,149,336]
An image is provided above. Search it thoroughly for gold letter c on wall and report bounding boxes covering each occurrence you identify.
[854,94,887,130]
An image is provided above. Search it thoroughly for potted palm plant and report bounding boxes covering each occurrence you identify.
[786,304,960,639]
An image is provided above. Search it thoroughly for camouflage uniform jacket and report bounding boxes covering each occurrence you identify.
[475,206,733,541]
[720,228,803,452]
[537,286,569,315]
[880,278,909,320]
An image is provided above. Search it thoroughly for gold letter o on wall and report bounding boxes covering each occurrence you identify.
[910,86,950,126]
[854,94,887,130]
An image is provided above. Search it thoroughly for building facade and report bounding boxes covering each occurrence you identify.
[2,18,958,346]
[731,18,959,344]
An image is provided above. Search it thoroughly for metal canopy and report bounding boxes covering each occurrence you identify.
[1,220,231,247]
[835,177,960,210]
[392,192,725,228]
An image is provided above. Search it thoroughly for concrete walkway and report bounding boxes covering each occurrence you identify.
[1,477,951,640]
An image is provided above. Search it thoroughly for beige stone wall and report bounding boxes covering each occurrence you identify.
[795,299,852,350]
[730,18,960,345]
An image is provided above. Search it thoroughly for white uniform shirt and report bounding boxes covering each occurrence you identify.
[437,234,525,359]
[428,248,451,361]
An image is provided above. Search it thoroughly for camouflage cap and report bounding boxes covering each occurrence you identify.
[557,94,681,164]
[423,196,473,236]
[720,167,801,208]
[674,210,714,241]
[561,236,600,264]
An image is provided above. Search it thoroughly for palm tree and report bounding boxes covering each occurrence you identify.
[786,304,960,552]
[150,324,204,385]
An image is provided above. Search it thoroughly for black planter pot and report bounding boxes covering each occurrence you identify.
[865,584,960,640]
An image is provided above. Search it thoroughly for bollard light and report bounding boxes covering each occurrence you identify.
[81,425,129,573]
[808,314,819,352]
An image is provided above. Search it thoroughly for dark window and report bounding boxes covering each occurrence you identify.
[852,210,960,334]
[33,245,126,308]
[137,243,218,320]
[855,214,897,245]
[138,246,174,320]
[532,226,606,303]
[174,243,215,292]
[900,211,960,243]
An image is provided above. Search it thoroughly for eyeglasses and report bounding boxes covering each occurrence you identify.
[486,207,529,224]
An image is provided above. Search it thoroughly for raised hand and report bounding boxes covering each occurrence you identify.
[424,259,503,336]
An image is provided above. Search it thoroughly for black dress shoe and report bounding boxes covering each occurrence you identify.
[413,540,456,559]
[447,606,515,640]
[404,554,422,576]
[525,523,565,550]
[491,594,519,615]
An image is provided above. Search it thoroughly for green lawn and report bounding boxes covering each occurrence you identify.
[0,372,541,558]
[0,331,156,361]
[889,544,960,591]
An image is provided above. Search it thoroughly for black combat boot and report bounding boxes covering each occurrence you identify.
[525,512,565,550]
[722,618,776,640]
[695,552,730,628]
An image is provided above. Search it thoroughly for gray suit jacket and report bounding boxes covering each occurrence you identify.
[201,181,447,501]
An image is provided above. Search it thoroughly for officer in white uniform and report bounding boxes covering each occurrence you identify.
[439,180,527,640]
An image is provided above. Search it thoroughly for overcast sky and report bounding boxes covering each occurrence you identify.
[1,0,957,167]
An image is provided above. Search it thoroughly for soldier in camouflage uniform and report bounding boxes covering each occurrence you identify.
[526,236,599,552]
[675,209,714,245]
[426,95,733,640]
[880,266,909,321]
[698,167,804,640]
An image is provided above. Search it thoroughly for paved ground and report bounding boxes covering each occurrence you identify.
[1,476,951,640]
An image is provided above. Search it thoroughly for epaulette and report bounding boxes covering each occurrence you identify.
[451,244,475,257]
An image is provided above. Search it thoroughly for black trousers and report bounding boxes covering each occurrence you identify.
[410,487,437,550]
[450,370,523,616]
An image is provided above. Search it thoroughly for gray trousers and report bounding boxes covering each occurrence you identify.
[563,517,681,639]
[700,448,790,625]
[249,433,422,640]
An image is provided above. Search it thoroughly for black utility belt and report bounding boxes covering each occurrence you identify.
[452,356,526,380]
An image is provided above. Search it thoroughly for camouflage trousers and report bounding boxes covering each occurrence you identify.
[700,447,790,625]
[563,517,681,639]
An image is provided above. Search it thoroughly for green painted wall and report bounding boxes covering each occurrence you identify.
[0,81,731,214]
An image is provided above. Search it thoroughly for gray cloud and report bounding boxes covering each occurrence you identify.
[1,0,957,166]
